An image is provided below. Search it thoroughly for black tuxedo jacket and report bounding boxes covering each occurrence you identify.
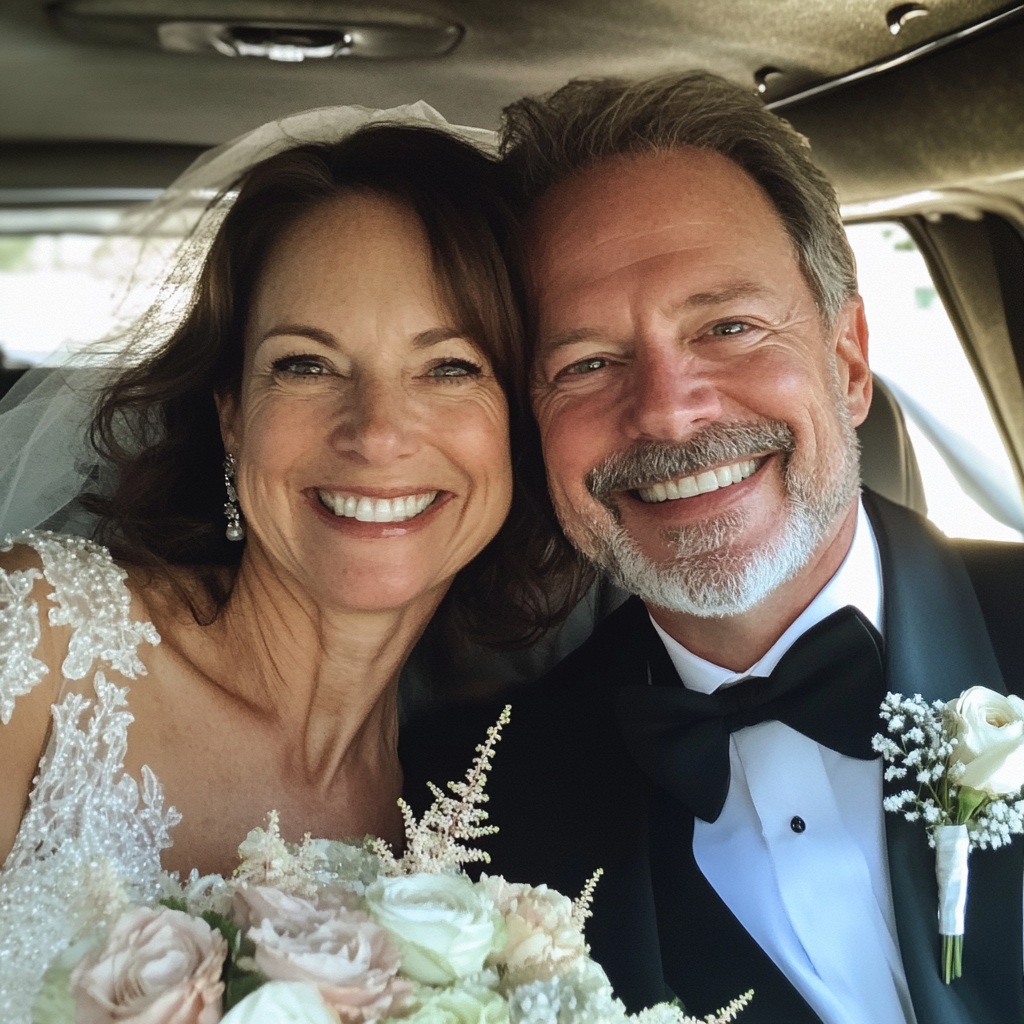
[401,492,1024,1023]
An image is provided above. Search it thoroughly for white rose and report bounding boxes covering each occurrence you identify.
[403,983,509,1024]
[365,875,505,986]
[948,686,1024,797]
[220,982,336,1024]
[70,905,226,1024]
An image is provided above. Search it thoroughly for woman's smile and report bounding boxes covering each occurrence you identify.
[315,488,440,523]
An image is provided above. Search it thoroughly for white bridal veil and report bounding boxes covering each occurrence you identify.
[0,102,498,540]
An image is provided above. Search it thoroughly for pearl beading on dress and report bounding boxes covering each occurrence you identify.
[0,564,45,726]
[0,532,177,1023]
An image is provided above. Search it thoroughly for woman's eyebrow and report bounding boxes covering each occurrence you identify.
[258,324,337,348]
[412,327,466,348]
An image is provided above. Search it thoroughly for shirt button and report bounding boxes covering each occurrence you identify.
[790,815,806,833]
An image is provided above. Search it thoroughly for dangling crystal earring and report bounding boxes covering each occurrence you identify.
[223,453,245,541]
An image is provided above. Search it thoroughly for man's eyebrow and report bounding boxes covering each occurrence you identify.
[663,281,773,315]
[538,327,605,353]
[538,283,774,353]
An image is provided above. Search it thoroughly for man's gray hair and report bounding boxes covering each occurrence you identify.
[501,71,858,325]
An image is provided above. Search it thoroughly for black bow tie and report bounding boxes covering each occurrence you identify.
[616,605,886,823]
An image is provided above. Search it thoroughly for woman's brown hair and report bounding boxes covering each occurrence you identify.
[86,123,590,647]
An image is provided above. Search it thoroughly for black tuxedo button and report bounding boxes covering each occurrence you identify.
[790,815,806,833]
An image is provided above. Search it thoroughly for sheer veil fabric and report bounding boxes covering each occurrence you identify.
[0,102,498,540]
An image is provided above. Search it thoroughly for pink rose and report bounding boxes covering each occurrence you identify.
[232,885,328,934]
[481,876,586,984]
[249,907,412,1022]
[233,883,363,933]
[71,905,226,1024]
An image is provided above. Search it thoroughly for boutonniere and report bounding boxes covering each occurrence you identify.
[874,687,1024,983]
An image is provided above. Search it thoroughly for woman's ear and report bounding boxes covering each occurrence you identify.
[214,390,240,454]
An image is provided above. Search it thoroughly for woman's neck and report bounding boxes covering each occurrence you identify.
[153,549,445,789]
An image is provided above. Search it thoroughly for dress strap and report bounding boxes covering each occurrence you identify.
[11,530,160,682]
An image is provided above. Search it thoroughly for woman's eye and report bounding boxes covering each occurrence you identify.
[561,356,607,377]
[426,358,482,379]
[710,321,747,337]
[272,355,330,376]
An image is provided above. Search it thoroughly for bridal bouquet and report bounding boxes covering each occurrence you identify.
[874,687,1024,983]
[33,709,751,1024]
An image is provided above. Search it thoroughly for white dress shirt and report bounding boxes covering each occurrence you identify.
[651,499,917,1024]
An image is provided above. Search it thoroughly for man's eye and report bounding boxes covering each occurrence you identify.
[272,355,329,376]
[426,358,482,379]
[710,322,747,336]
[562,357,607,376]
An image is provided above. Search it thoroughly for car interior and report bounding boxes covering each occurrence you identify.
[2,0,1023,701]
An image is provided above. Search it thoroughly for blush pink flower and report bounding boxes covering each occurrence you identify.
[481,876,587,985]
[248,908,412,1022]
[71,905,226,1024]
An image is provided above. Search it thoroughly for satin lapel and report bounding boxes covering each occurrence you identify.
[865,490,1024,1023]
[627,608,823,1023]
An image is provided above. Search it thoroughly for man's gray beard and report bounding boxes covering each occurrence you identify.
[568,392,861,618]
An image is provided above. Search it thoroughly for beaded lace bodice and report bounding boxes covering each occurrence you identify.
[0,531,176,1022]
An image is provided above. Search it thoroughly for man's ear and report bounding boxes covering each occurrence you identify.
[832,296,872,428]
[214,390,240,455]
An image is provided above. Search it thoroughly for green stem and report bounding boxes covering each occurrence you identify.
[941,934,963,983]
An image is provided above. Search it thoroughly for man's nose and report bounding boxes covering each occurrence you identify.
[624,344,724,442]
[337,376,415,463]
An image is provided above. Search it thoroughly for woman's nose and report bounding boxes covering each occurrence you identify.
[338,377,415,462]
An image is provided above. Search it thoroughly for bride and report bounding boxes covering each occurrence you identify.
[0,104,570,1019]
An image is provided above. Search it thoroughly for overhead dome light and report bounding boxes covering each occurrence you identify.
[49,1,463,60]
[753,66,783,96]
[886,4,929,36]
[158,20,461,60]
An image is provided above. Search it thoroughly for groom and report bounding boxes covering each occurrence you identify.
[403,72,1024,1023]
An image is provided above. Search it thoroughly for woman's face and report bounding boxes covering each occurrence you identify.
[219,191,513,615]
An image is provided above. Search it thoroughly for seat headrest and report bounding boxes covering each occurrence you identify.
[857,374,927,515]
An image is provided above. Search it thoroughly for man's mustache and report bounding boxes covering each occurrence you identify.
[584,421,797,504]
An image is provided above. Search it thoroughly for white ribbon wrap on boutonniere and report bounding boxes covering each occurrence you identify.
[934,823,970,981]
[874,688,1024,984]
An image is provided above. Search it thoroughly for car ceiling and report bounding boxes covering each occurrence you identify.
[1,0,1023,204]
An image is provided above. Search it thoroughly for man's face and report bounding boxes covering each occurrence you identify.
[528,148,872,615]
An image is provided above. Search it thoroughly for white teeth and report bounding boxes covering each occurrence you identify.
[637,459,761,504]
[318,490,438,522]
[696,470,719,494]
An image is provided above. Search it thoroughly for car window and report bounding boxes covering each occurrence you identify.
[846,220,1024,543]
[0,229,176,367]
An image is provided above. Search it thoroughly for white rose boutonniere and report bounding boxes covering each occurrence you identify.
[948,687,1024,796]
[875,687,1024,983]
[366,874,506,986]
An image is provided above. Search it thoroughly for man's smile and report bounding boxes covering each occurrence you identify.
[636,457,764,503]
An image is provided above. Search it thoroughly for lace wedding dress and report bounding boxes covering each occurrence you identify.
[0,531,179,1022]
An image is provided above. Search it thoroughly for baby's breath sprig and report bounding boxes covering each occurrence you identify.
[372,705,511,876]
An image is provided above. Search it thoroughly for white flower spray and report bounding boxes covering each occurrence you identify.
[874,689,1024,982]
